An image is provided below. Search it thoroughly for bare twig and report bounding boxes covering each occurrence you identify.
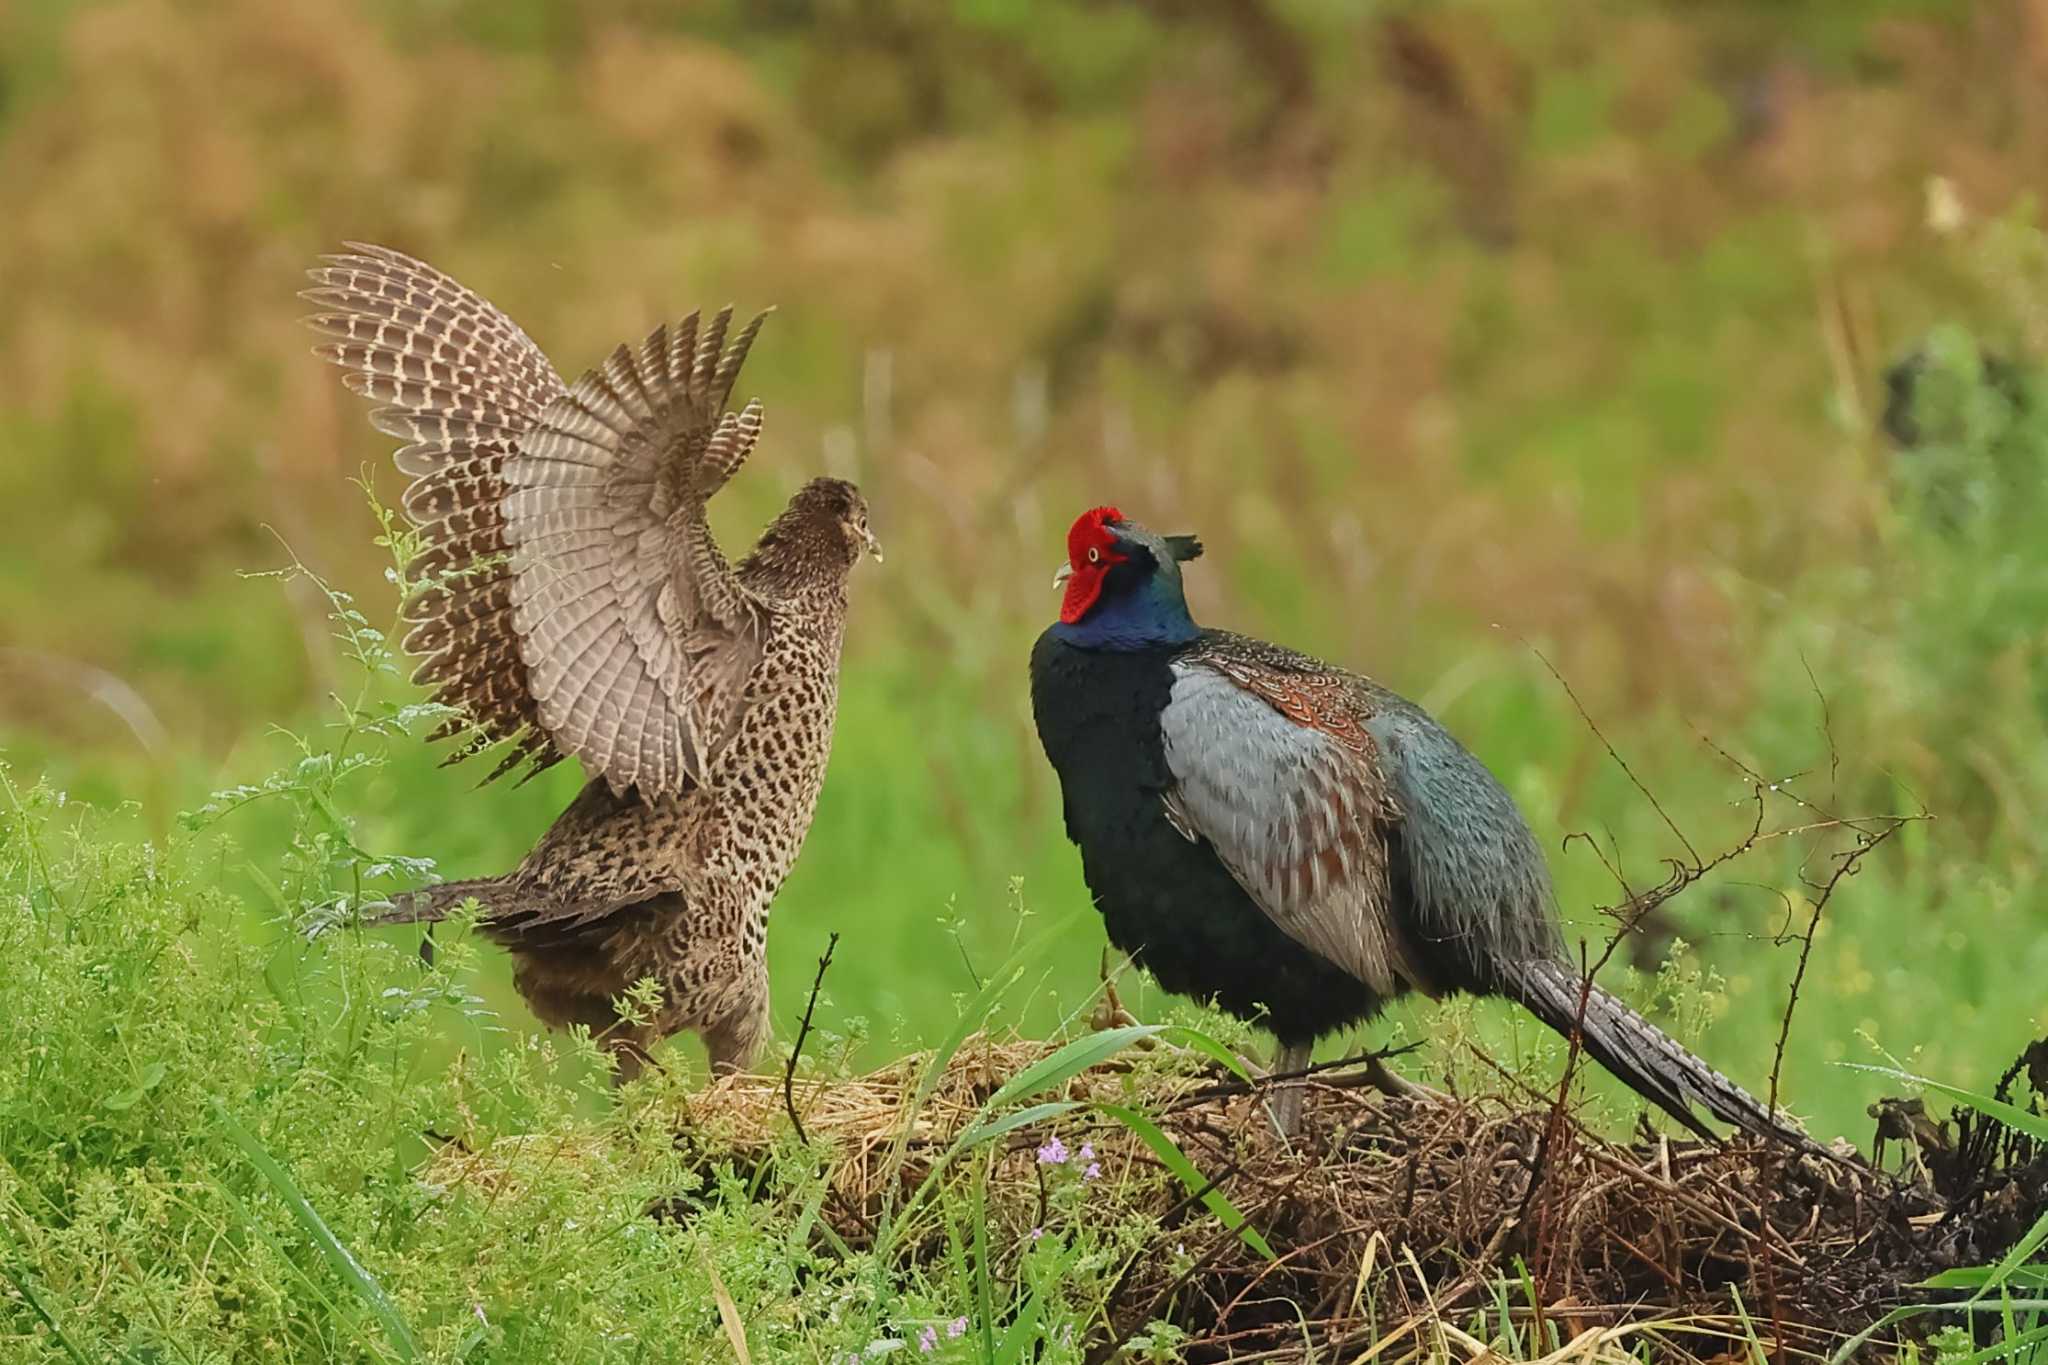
[1526,640,1701,867]
[1767,824,1906,1117]
[783,932,840,1146]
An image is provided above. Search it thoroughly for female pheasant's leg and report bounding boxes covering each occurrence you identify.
[660,931,771,1075]
[1268,1038,1314,1136]
[701,981,771,1074]
[512,968,663,1084]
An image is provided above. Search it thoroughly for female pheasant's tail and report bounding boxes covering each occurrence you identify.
[363,877,508,927]
[1507,957,1825,1156]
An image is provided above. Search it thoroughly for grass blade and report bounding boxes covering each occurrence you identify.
[900,907,1088,1137]
[1944,1207,2048,1306]
[1829,1301,2048,1364]
[1929,1265,2048,1291]
[1157,1024,1256,1083]
[957,1100,1083,1148]
[1938,1318,2048,1364]
[983,1024,1161,1109]
[993,1288,1043,1365]
[1842,1064,2048,1142]
[0,1240,93,1365]
[1095,1101,1275,1261]
[700,1249,751,1365]
[972,1164,996,1363]
[212,1102,420,1362]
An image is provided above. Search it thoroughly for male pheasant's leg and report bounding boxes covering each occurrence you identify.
[1361,1052,1445,1103]
[1268,1039,1314,1137]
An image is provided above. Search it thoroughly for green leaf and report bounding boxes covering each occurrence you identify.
[983,1024,1162,1109]
[957,1101,1082,1147]
[212,1102,420,1362]
[1926,1265,2048,1291]
[1156,1024,1256,1083]
[992,1289,1043,1365]
[1095,1101,1275,1261]
[103,1061,168,1111]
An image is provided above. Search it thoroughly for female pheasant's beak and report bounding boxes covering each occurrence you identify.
[1052,563,1073,591]
[861,526,884,563]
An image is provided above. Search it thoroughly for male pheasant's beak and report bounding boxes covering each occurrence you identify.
[1052,563,1073,591]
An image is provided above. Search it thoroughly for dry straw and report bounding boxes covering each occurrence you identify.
[425,1031,2046,1361]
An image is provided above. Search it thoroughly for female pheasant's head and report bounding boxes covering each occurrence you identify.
[1050,505,1202,649]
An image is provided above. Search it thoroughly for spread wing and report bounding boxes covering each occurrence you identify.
[1158,651,1433,998]
[502,304,771,797]
[304,243,571,783]
[304,243,773,795]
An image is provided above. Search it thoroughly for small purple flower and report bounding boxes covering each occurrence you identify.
[1077,1142,1094,1162]
[1036,1135,1069,1165]
[918,1324,938,1353]
[947,1316,968,1339]
[1029,1225,1045,1242]
[1083,1161,1101,1181]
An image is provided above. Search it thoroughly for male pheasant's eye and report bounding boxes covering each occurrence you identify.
[1088,547,1100,564]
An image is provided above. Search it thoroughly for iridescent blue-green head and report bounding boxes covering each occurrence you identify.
[1049,505,1203,650]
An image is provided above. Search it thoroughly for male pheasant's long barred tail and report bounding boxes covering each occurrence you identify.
[1506,957,1821,1154]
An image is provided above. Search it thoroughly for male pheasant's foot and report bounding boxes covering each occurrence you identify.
[1261,1046,1444,1135]
[1090,951,1140,1032]
[1358,1052,1445,1104]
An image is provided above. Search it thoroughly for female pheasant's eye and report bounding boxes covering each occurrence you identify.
[1088,547,1100,564]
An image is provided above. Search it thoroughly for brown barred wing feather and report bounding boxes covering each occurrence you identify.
[502,306,773,797]
[303,243,570,781]
[305,244,775,795]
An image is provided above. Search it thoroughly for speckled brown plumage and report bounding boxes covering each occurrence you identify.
[305,243,878,1077]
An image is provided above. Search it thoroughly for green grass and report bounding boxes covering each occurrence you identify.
[7,2,2048,1356]
[2,500,2044,1357]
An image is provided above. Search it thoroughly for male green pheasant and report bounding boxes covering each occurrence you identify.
[1030,505,1813,1145]
[304,244,879,1078]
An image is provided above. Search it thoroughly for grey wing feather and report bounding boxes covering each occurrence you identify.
[1159,661,1426,997]
[503,306,775,797]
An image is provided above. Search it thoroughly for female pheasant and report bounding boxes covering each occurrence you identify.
[304,244,880,1078]
[1030,505,1810,1143]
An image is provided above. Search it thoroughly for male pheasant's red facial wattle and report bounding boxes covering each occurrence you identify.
[1060,505,1129,624]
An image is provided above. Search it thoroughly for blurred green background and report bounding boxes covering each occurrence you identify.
[5,0,2047,1143]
